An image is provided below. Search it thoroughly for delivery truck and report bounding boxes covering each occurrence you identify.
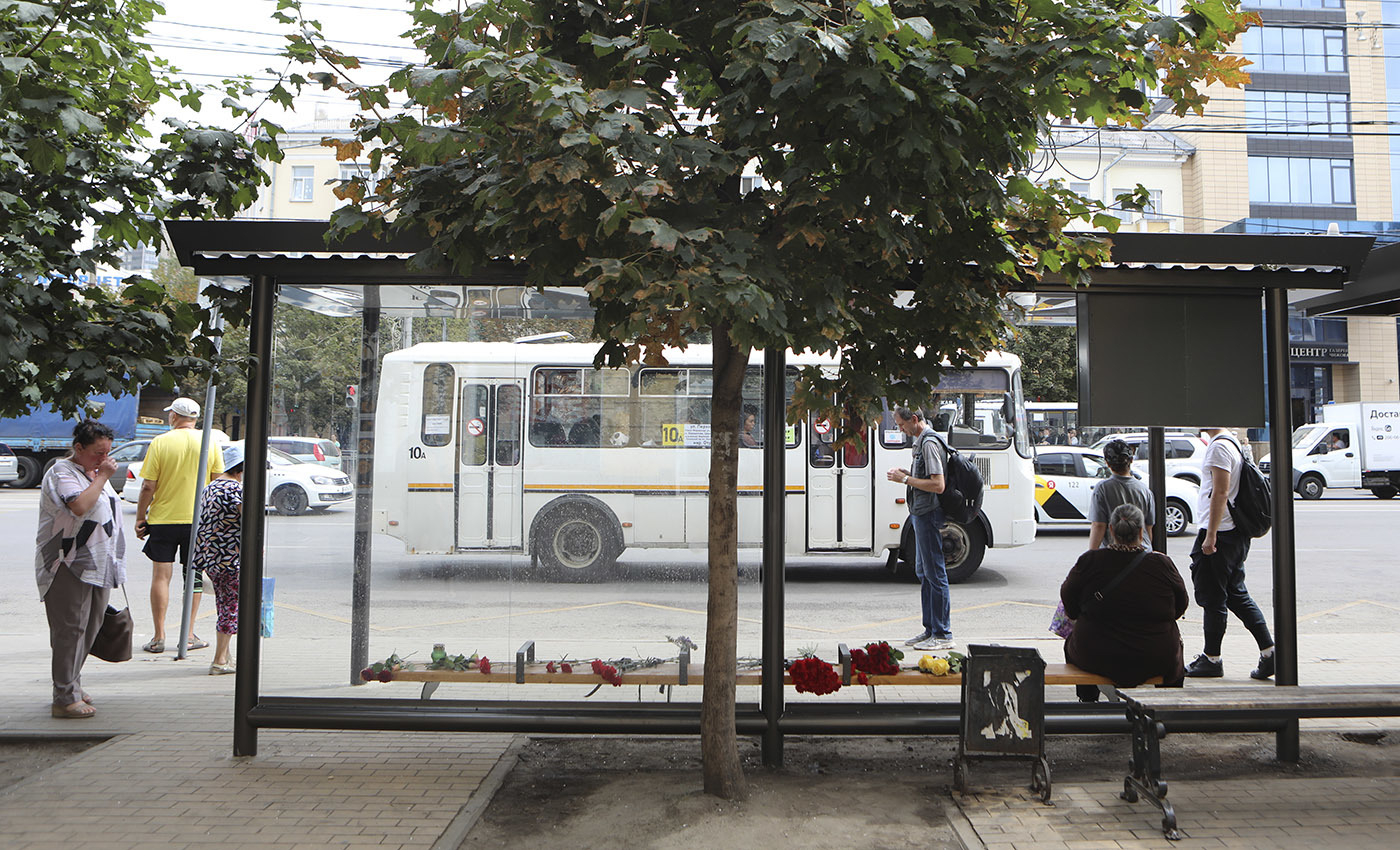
[0,393,141,488]
[1260,402,1400,500]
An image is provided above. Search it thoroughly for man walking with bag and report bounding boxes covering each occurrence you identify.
[887,407,953,652]
[1185,427,1275,679]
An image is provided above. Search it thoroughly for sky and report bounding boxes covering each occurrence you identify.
[149,0,420,128]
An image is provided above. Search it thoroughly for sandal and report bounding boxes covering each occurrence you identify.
[142,638,165,653]
[52,701,96,719]
[185,636,210,651]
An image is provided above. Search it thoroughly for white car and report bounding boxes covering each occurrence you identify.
[1034,446,1200,536]
[125,443,353,516]
[0,443,17,484]
[1088,431,1208,485]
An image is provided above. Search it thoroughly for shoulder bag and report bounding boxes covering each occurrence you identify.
[1049,549,1150,639]
[90,586,133,663]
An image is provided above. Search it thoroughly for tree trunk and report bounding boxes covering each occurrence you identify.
[700,322,749,800]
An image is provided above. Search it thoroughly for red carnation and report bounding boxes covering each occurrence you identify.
[591,658,622,686]
[546,661,556,673]
[361,667,375,681]
[479,657,491,675]
[377,669,393,683]
[561,662,572,673]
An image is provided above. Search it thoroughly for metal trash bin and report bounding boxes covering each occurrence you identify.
[954,644,1051,801]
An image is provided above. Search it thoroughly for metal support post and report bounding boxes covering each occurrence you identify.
[350,294,381,684]
[234,276,276,757]
[761,348,787,767]
[1147,426,1167,554]
[1265,288,1300,760]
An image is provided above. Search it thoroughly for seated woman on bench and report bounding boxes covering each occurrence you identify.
[1060,504,1188,702]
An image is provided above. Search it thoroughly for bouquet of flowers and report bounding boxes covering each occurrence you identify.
[788,656,842,695]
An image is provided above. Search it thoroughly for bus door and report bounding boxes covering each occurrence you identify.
[805,410,874,551]
[456,380,524,549]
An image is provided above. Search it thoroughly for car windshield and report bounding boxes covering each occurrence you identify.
[1292,424,1327,448]
[318,440,340,457]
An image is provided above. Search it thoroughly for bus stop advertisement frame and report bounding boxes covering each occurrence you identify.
[162,220,1372,764]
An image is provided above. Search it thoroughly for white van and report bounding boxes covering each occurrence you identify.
[1261,402,1400,500]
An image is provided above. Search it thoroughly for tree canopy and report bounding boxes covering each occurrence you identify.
[0,0,281,418]
[282,0,1253,798]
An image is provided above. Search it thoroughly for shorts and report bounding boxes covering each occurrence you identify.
[143,524,204,592]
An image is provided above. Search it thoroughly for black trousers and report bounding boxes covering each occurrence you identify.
[1189,527,1273,656]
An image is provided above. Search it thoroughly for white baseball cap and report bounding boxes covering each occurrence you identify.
[164,397,201,418]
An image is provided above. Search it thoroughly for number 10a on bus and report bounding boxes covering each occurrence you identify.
[373,342,1037,583]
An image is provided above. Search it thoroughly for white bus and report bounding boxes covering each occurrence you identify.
[372,342,1036,582]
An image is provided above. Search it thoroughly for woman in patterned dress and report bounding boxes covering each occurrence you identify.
[193,443,245,675]
[36,420,127,718]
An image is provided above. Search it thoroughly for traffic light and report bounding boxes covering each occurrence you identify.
[346,384,358,408]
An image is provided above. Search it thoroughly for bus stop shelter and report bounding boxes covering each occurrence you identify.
[165,220,1375,764]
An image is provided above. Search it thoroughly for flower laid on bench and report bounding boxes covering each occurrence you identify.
[591,658,622,686]
[917,651,965,676]
[851,641,904,680]
[361,652,412,682]
[789,655,841,695]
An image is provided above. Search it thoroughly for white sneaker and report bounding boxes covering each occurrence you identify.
[915,637,955,652]
[903,631,932,646]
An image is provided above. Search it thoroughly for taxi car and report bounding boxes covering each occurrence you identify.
[1034,446,1199,536]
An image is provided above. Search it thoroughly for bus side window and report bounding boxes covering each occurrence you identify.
[496,385,522,465]
[422,363,454,448]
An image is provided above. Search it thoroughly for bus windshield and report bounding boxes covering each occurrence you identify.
[877,369,1016,451]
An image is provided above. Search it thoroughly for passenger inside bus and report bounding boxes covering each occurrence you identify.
[741,406,761,448]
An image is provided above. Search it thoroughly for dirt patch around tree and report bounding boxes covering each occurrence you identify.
[461,730,1398,849]
[0,738,107,792]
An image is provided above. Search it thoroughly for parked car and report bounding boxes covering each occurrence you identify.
[110,439,152,501]
[1034,446,1200,536]
[1088,431,1207,485]
[124,442,352,515]
[269,436,343,469]
[0,443,17,484]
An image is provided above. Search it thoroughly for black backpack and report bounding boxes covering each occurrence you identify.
[927,432,985,525]
[1219,437,1272,538]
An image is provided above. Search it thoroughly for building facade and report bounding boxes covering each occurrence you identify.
[1151,0,1400,421]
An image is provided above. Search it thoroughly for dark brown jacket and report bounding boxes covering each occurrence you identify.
[1061,548,1188,687]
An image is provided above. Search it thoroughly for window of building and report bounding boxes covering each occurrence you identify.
[1244,0,1342,8]
[1239,26,1346,74]
[1245,90,1349,137]
[1248,156,1353,205]
[1110,187,1165,221]
[291,165,315,202]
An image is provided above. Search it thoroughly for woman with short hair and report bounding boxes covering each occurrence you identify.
[35,420,127,718]
[1061,504,1188,700]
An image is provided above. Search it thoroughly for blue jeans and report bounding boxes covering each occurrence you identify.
[911,508,951,638]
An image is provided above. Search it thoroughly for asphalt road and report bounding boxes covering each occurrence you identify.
[3,487,1395,681]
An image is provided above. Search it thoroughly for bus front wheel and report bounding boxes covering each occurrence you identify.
[889,517,987,584]
[535,502,620,582]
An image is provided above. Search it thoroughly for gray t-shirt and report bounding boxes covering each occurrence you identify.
[1089,473,1155,549]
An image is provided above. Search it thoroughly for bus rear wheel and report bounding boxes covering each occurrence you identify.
[888,517,987,584]
[535,502,620,582]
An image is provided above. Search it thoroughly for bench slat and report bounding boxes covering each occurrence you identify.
[1118,684,1400,715]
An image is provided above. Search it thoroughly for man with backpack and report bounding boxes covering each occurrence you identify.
[887,407,954,652]
[1185,427,1275,680]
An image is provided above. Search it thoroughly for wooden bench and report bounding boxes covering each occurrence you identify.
[384,641,1158,701]
[1116,685,1400,839]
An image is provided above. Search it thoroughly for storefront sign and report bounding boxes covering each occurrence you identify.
[1289,343,1349,362]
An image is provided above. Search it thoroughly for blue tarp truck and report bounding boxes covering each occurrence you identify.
[0,393,140,488]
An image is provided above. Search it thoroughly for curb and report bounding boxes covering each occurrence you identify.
[944,798,985,850]
[431,735,526,850]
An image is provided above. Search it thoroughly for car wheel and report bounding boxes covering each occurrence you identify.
[535,501,619,581]
[1370,486,1398,500]
[11,455,42,489]
[1164,498,1190,536]
[271,485,310,516]
[1296,473,1325,501]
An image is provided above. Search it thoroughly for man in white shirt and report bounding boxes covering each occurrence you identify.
[1184,428,1275,679]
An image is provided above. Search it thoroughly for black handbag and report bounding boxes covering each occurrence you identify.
[90,587,133,663]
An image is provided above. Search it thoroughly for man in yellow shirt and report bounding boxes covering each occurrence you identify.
[135,398,223,653]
